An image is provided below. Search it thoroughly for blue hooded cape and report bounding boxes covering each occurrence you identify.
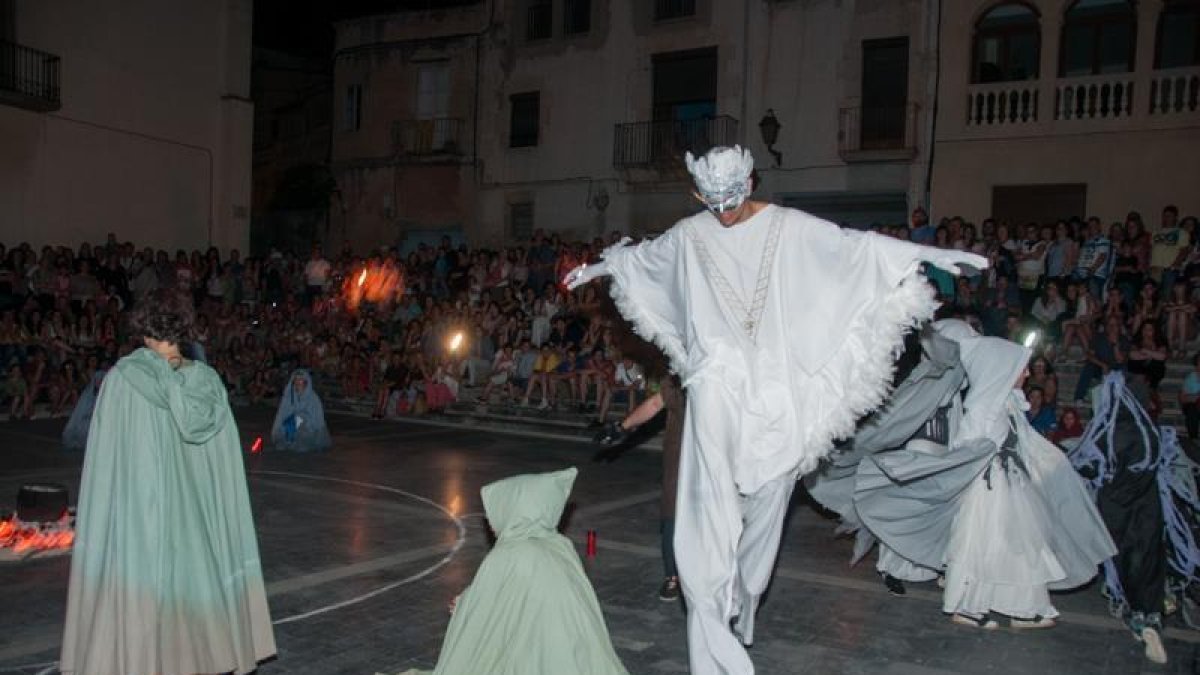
[270,369,331,452]
[62,369,106,451]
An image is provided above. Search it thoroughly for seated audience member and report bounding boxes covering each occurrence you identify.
[392,468,629,675]
[425,358,459,413]
[1025,386,1057,437]
[1126,321,1168,392]
[271,369,331,452]
[1050,407,1085,447]
[4,362,30,420]
[1029,282,1067,350]
[1180,353,1200,443]
[1073,316,1130,407]
[510,339,537,402]
[550,345,582,405]
[1026,356,1059,409]
[1060,281,1097,360]
[373,353,410,419]
[477,344,517,403]
[1127,281,1162,337]
[1163,281,1195,359]
[522,343,562,410]
[594,355,644,424]
[573,348,608,412]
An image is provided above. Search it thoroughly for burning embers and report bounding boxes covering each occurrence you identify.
[0,482,75,562]
[0,512,75,560]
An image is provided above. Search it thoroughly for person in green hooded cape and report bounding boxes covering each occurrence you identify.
[60,289,275,675]
[393,467,628,675]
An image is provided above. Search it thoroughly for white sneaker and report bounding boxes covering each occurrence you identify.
[1142,627,1168,664]
[538,399,550,410]
[1010,616,1056,630]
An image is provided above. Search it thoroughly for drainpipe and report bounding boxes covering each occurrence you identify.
[740,0,751,145]
[922,0,942,212]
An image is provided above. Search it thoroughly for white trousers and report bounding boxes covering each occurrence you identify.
[674,383,796,675]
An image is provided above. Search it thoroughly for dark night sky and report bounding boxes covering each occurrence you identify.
[253,0,482,57]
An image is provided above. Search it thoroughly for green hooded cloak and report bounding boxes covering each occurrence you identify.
[397,467,628,675]
[60,348,275,674]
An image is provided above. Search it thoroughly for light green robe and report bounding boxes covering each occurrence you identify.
[61,348,275,675]
[397,467,629,675]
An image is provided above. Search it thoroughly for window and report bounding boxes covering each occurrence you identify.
[973,3,1040,83]
[1060,0,1136,77]
[526,0,552,41]
[1157,0,1200,69]
[861,37,909,150]
[509,92,540,147]
[564,0,591,35]
[510,202,534,239]
[342,84,362,132]
[655,0,695,22]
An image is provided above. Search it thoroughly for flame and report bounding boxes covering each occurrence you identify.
[0,514,75,556]
[344,263,404,313]
[448,332,464,352]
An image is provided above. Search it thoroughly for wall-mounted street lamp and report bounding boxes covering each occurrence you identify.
[589,186,610,212]
[758,109,782,167]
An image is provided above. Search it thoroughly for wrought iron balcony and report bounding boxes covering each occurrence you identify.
[391,118,464,157]
[838,103,919,161]
[613,115,739,169]
[0,41,61,112]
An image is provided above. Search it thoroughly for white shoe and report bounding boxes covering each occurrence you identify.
[1010,616,1056,630]
[538,399,550,410]
[1142,627,1168,664]
[951,613,998,630]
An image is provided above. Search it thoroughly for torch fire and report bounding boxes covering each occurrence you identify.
[448,331,464,353]
[357,268,368,287]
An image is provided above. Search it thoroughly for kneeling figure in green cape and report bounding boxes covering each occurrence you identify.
[396,467,629,675]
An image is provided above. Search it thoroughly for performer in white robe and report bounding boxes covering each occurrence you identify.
[940,322,1116,628]
[565,146,987,675]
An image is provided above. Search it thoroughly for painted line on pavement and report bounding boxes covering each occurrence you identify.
[265,542,456,596]
[249,471,466,626]
[252,477,445,519]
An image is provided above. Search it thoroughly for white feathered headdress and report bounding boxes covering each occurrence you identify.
[685,145,755,212]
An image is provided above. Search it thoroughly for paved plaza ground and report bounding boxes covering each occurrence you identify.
[1,409,1197,674]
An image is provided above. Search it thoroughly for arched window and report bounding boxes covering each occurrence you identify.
[1157,0,1200,68]
[1060,0,1137,77]
[973,3,1041,83]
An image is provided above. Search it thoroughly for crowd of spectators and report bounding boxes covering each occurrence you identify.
[879,203,1200,444]
[0,230,656,426]
[2,201,1198,446]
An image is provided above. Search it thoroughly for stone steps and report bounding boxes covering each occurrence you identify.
[311,355,1194,445]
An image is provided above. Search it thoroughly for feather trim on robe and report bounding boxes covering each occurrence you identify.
[602,207,943,490]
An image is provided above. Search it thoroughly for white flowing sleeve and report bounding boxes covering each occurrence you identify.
[601,226,689,370]
[844,230,989,283]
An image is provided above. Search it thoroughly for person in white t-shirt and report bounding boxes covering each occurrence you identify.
[304,246,331,307]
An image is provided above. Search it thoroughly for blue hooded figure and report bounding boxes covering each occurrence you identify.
[271,369,331,452]
[62,369,106,451]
